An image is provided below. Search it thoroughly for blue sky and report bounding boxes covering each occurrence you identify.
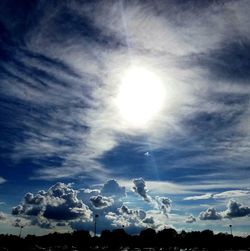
[0,0,250,236]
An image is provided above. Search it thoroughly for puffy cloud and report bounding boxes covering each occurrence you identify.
[155,196,172,215]
[222,200,250,218]
[199,208,222,220]
[143,216,155,225]
[118,205,146,220]
[106,204,149,229]
[185,215,196,223]
[199,199,250,220]
[12,182,92,228]
[101,179,126,197]
[90,195,114,209]
[132,179,172,216]
[82,188,100,195]
[133,178,150,202]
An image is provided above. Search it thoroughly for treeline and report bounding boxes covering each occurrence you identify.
[0,228,250,250]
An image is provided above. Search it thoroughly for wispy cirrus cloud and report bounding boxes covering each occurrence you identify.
[1,0,249,184]
[184,190,250,201]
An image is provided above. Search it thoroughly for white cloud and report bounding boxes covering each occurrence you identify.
[184,193,213,201]
[12,182,92,228]
[213,190,250,199]
[2,0,249,187]
[185,215,196,224]
[0,177,6,184]
[199,208,222,221]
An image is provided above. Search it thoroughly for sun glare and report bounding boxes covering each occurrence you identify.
[116,66,166,127]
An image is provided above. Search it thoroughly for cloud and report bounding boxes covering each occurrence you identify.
[0,177,6,184]
[184,193,213,201]
[0,212,7,221]
[0,0,249,188]
[213,190,250,199]
[185,215,196,223]
[184,190,250,201]
[1,1,250,236]
[133,178,150,202]
[154,196,172,215]
[199,199,250,220]
[131,179,172,216]
[12,218,29,228]
[222,200,250,218]
[90,195,114,209]
[199,208,222,220]
[12,182,92,228]
[101,179,126,197]
[105,204,153,230]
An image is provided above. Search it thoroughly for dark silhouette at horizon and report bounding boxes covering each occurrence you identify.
[0,227,249,251]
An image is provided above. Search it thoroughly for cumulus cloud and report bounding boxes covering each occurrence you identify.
[133,178,150,202]
[185,215,196,223]
[154,196,172,215]
[12,182,92,228]
[90,195,114,209]
[132,179,172,216]
[222,200,250,218]
[105,204,151,229]
[199,199,250,220]
[101,179,126,197]
[199,208,222,220]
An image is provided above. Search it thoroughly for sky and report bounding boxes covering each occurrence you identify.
[0,0,250,237]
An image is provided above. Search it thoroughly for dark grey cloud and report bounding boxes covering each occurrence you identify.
[222,199,250,218]
[90,195,114,209]
[199,207,222,220]
[12,218,27,228]
[12,182,92,227]
[199,199,250,221]
[155,196,172,215]
[101,179,126,197]
[119,205,146,220]
[143,216,155,225]
[133,178,150,202]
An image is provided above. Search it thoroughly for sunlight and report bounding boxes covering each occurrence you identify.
[116,66,166,128]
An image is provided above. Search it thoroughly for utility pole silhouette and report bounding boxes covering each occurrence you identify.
[94,214,99,237]
[229,224,233,235]
[19,226,24,238]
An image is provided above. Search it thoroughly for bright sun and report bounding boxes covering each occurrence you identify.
[116,66,166,127]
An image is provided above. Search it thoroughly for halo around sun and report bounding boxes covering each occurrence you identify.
[115,66,166,128]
